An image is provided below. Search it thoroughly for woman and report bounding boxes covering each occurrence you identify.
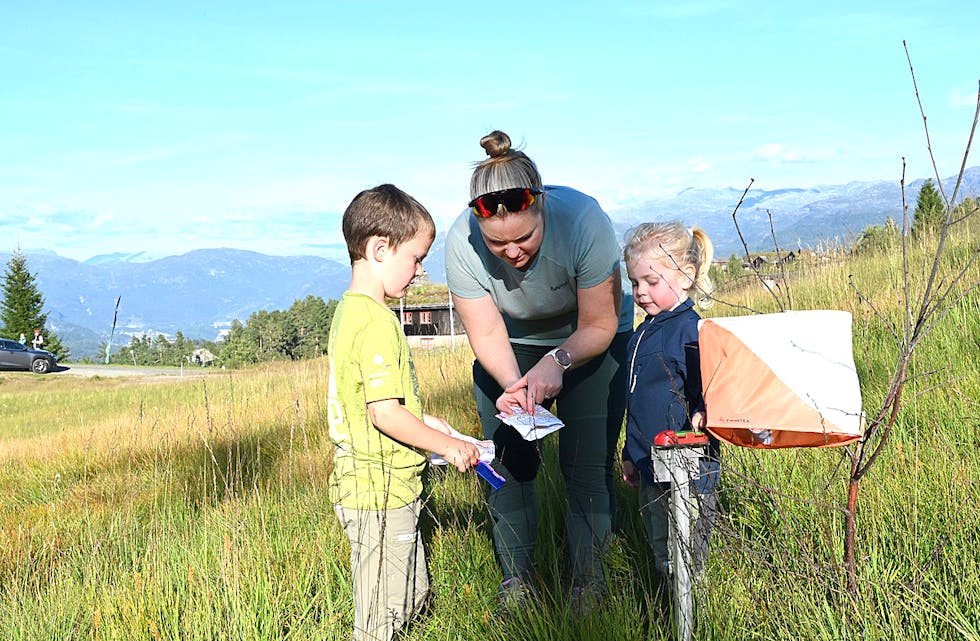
[445,130,632,609]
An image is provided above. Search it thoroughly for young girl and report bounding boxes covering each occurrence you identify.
[621,221,720,582]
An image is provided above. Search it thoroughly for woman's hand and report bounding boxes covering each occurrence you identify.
[495,382,529,415]
[498,355,565,414]
[523,356,565,406]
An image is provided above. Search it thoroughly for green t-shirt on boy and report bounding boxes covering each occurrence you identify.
[327,292,427,510]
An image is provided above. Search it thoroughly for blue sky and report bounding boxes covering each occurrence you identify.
[2,0,977,262]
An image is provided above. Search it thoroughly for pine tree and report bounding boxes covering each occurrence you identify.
[911,178,945,238]
[1,252,68,359]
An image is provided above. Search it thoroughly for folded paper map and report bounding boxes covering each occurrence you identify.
[496,404,564,441]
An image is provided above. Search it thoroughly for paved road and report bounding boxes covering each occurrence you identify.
[52,364,211,378]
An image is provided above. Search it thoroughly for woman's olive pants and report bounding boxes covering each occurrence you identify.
[472,332,629,589]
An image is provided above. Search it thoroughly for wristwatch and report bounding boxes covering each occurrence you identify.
[546,348,573,371]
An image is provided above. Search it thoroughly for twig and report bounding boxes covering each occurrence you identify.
[900,158,912,342]
[731,179,756,265]
[904,41,949,207]
[848,275,901,343]
[767,208,793,309]
[945,79,980,214]
[730,179,788,312]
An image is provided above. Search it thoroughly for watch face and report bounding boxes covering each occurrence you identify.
[555,349,572,367]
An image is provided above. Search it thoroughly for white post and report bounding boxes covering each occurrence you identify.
[670,453,696,641]
[653,442,705,641]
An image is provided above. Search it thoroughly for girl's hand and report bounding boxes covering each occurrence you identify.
[691,410,706,431]
[622,459,640,488]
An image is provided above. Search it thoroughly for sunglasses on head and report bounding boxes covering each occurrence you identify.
[469,187,543,218]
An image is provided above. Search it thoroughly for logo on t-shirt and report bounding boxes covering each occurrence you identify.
[369,354,390,388]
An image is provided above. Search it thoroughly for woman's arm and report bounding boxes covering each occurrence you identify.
[564,269,622,363]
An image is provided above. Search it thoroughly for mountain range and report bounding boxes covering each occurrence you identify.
[7,168,978,360]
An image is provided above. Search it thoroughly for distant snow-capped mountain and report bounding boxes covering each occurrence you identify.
[605,167,980,257]
[2,248,351,360]
[7,167,978,359]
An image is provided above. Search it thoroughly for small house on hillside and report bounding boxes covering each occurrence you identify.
[190,348,216,366]
[392,303,462,336]
[773,251,797,266]
[389,302,465,347]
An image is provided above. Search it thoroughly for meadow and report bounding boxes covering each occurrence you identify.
[1,228,978,640]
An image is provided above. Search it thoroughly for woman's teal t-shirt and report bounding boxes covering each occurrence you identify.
[446,185,633,344]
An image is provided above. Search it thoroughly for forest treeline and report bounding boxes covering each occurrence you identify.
[105,295,337,368]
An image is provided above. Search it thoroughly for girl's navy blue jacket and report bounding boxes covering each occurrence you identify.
[623,298,717,486]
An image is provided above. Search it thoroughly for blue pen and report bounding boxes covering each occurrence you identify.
[476,461,506,490]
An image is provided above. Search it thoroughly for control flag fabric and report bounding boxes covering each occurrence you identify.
[699,311,863,449]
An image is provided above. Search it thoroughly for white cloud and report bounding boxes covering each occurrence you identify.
[754,144,787,160]
[948,86,979,110]
[688,157,711,173]
[751,143,815,164]
[92,210,115,227]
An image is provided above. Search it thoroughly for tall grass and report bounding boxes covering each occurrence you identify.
[1,231,978,639]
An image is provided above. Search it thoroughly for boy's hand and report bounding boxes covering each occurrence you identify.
[622,459,640,488]
[691,410,706,431]
[440,438,480,473]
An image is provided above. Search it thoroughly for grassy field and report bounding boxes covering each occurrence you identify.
[1,229,978,640]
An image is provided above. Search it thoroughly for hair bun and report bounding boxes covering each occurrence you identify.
[480,130,512,158]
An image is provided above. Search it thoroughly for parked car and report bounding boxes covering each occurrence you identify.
[0,338,57,373]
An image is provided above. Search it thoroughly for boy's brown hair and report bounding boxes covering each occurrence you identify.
[342,184,435,263]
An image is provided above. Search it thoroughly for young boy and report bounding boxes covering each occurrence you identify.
[329,184,480,641]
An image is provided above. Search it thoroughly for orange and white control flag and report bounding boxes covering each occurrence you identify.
[699,310,863,449]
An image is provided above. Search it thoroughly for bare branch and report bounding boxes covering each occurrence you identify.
[700,294,770,316]
[847,274,901,343]
[904,40,949,206]
[903,47,979,331]
[900,158,913,342]
[949,206,980,227]
[767,209,793,309]
[909,372,971,402]
[731,178,755,264]
[945,79,980,211]
[917,274,980,340]
[730,179,788,313]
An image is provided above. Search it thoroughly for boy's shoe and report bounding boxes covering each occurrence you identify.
[497,576,531,615]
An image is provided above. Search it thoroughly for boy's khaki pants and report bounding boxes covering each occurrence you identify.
[334,501,429,641]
